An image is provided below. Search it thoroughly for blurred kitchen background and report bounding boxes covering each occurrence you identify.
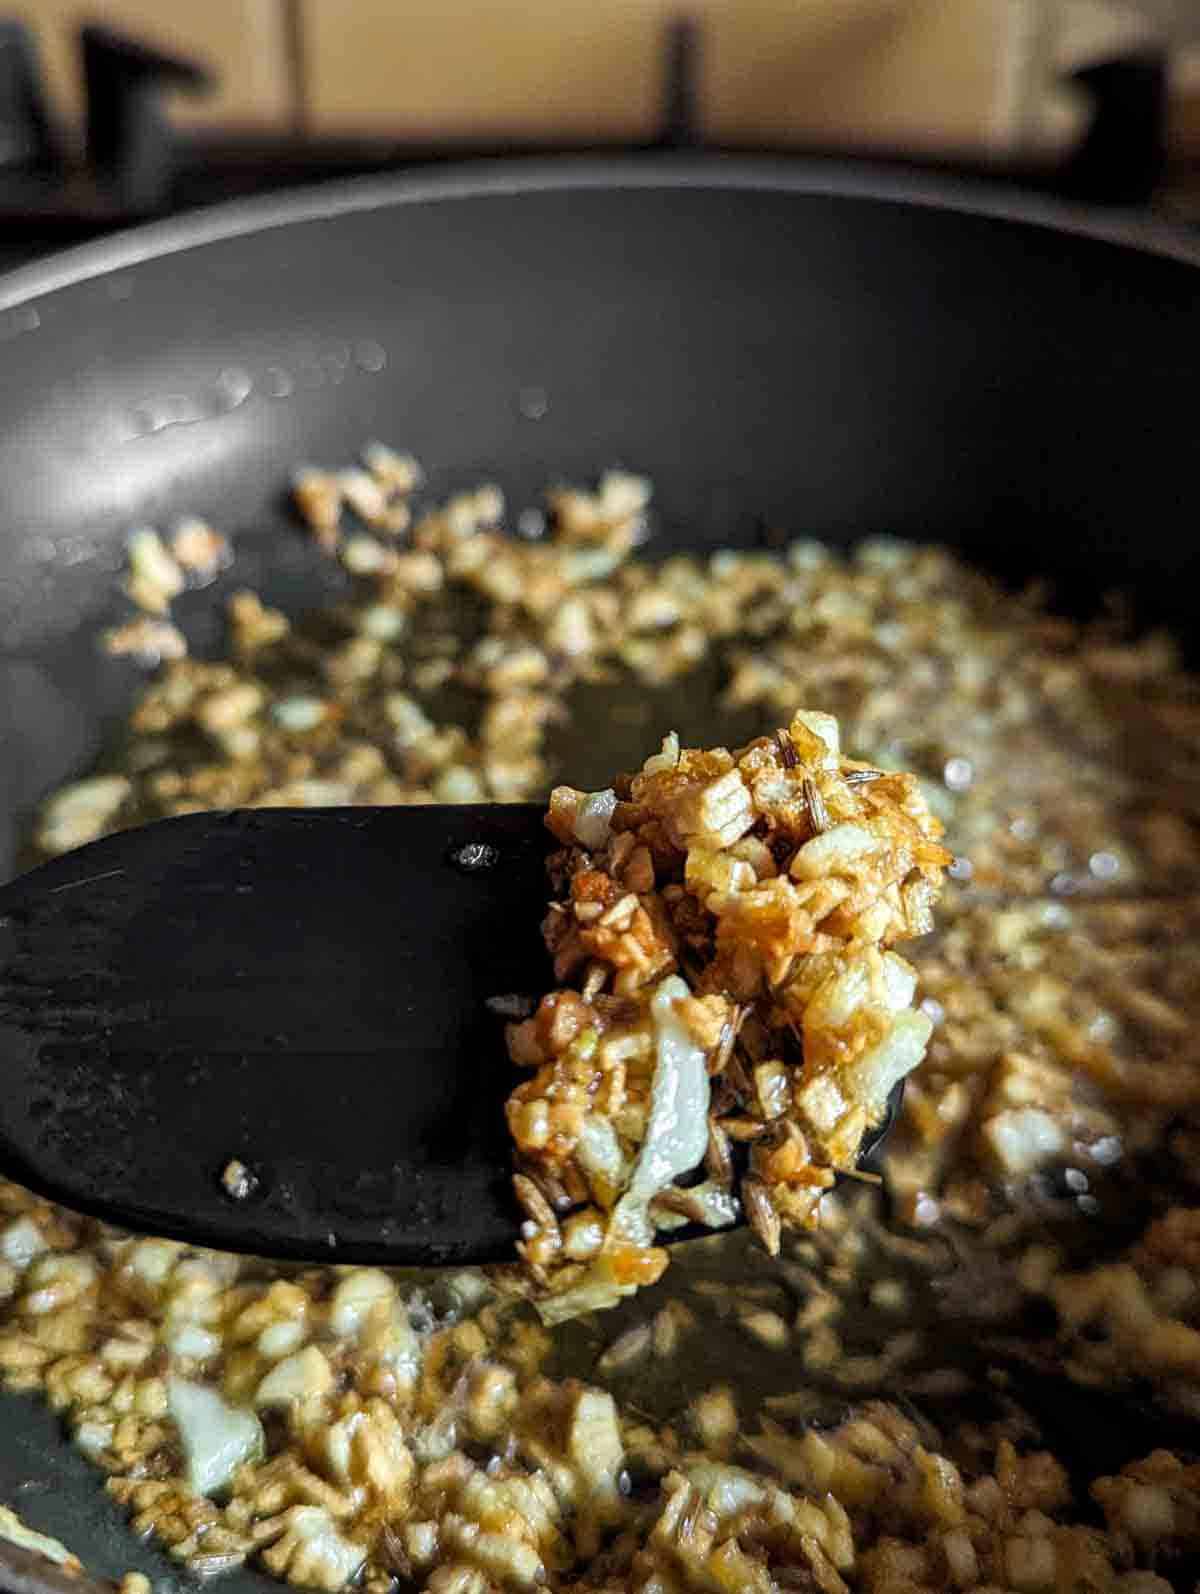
[0,0,1198,268]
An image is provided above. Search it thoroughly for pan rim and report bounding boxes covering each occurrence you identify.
[0,152,1197,315]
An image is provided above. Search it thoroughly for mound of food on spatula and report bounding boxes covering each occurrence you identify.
[506,711,949,1320]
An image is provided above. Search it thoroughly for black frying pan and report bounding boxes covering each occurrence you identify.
[0,158,1198,1593]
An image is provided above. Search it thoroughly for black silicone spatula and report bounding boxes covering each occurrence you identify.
[0,806,899,1266]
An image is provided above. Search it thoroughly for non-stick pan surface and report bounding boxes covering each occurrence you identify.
[0,158,1198,1591]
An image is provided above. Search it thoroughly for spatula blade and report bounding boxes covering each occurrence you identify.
[0,805,550,1264]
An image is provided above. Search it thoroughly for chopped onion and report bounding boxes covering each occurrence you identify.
[982,1106,1067,1176]
[609,975,710,1246]
[575,1114,628,1202]
[642,732,681,776]
[848,1007,932,1114]
[168,1376,263,1497]
[574,789,617,850]
[685,1461,768,1514]
[0,1506,77,1568]
[535,1274,630,1325]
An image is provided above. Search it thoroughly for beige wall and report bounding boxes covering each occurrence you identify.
[300,0,671,140]
[13,0,1198,160]
[696,0,1015,152]
[300,0,1019,147]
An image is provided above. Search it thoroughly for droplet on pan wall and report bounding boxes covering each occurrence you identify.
[118,406,155,441]
[264,366,294,398]
[0,305,40,341]
[214,368,253,411]
[518,386,549,420]
[353,339,387,373]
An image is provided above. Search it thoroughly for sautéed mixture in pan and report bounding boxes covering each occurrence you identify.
[3,454,1200,1594]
